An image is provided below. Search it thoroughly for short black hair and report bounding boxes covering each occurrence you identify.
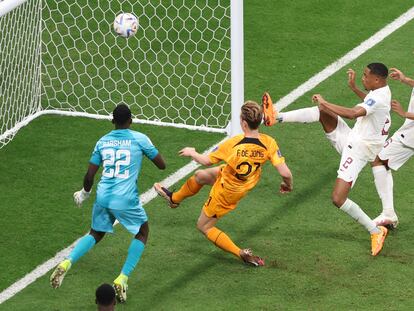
[113,103,132,125]
[96,283,115,306]
[367,63,388,78]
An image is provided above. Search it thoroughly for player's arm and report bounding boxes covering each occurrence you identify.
[83,163,99,191]
[138,134,166,170]
[151,153,166,170]
[390,68,414,87]
[347,68,367,100]
[313,94,366,120]
[179,147,212,166]
[392,100,414,120]
[274,163,293,193]
[74,163,99,207]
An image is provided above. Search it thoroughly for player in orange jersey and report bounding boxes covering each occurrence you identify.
[154,101,293,266]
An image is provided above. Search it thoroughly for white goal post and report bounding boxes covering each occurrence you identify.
[0,0,243,149]
[0,0,28,16]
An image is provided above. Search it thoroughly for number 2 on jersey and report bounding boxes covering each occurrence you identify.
[102,149,131,179]
[235,161,260,180]
[341,157,353,169]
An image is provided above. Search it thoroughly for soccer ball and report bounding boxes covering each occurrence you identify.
[113,13,138,38]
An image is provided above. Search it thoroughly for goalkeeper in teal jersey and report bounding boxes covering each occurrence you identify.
[50,104,166,303]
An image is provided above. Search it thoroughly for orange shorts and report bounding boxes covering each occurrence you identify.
[202,171,247,219]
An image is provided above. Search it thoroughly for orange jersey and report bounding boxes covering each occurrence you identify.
[208,134,285,193]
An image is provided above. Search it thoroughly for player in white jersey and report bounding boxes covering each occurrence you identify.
[371,67,414,228]
[262,63,390,256]
[50,104,166,303]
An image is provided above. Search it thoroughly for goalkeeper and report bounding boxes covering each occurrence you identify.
[50,104,166,303]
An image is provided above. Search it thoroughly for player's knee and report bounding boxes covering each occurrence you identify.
[331,192,345,208]
[135,222,149,242]
[196,221,208,235]
[194,170,206,184]
[89,229,105,243]
[196,222,204,233]
[372,156,389,169]
[371,156,383,166]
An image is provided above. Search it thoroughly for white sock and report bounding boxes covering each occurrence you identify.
[279,106,320,123]
[340,199,380,234]
[372,166,395,217]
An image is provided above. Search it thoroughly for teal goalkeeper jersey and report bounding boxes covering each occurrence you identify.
[89,129,159,210]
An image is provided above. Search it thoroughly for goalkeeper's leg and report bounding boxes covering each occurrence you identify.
[114,222,148,303]
[51,203,112,288]
[50,229,104,288]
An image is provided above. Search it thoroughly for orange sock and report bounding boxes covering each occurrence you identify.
[172,175,202,203]
[206,227,241,258]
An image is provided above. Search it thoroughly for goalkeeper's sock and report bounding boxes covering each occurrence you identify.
[279,106,320,123]
[121,239,145,277]
[206,227,241,258]
[172,175,203,203]
[68,234,96,264]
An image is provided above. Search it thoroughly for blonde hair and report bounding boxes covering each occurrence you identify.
[241,101,263,130]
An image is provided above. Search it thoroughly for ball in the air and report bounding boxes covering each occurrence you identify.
[113,13,138,38]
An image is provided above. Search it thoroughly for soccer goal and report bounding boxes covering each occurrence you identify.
[0,0,244,149]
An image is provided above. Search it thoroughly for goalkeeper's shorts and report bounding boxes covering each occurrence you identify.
[91,202,148,235]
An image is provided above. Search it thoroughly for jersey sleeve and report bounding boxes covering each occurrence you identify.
[357,94,379,116]
[89,142,102,166]
[138,134,159,160]
[268,139,285,166]
[208,138,233,164]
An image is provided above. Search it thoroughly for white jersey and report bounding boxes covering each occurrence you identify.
[347,85,391,161]
[394,88,414,148]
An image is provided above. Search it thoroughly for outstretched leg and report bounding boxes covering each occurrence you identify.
[262,92,339,133]
[154,167,220,208]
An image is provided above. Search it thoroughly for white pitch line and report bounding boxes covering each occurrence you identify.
[276,6,414,112]
[2,5,414,305]
[0,139,224,305]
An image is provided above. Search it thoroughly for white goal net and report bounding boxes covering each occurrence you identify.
[0,0,42,148]
[1,0,242,149]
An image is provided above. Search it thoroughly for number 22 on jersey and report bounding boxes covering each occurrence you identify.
[102,149,131,179]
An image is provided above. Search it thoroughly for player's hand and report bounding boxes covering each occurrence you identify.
[389,68,406,82]
[347,68,356,89]
[279,181,292,194]
[391,100,406,117]
[73,188,91,208]
[179,147,196,157]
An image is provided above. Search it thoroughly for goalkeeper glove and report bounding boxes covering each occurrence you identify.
[73,188,91,207]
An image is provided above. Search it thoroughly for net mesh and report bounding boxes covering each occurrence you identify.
[42,0,231,128]
[0,0,42,148]
[0,0,232,148]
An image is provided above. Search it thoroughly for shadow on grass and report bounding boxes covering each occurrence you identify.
[140,170,336,309]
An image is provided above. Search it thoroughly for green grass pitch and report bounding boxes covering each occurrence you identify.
[1,0,414,310]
